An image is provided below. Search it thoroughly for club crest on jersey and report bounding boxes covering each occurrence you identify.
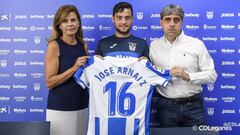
[128,42,136,51]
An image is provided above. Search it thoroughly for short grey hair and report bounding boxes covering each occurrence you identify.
[160,4,184,21]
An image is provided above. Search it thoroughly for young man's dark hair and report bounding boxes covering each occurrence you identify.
[113,1,133,16]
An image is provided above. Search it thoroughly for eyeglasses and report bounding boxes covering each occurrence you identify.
[162,17,181,24]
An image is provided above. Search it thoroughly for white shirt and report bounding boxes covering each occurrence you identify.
[149,31,217,98]
[74,56,171,135]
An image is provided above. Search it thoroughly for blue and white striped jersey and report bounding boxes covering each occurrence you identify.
[74,56,171,135]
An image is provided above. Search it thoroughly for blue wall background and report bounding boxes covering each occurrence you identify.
[0,0,239,134]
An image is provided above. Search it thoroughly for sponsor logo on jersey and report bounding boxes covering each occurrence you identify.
[128,42,136,51]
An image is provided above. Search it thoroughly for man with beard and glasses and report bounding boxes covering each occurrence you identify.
[95,1,149,59]
[149,4,217,127]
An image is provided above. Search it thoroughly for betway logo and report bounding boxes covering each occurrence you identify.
[221,13,234,17]
[30,15,44,19]
[221,73,235,78]
[221,61,235,65]
[97,14,112,18]
[202,37,217,42]
[221,85,236,90]
[221,25,235,30]
[46,14,54,19]
[221,49,235,54]
[185,13,200,18]
[204,97,217,102]
[220,37,235,42]
[222,97,235,103]
[29,61,44,66]
[12,85,27,89]
[83,38,95,42]
[29,108,44,113]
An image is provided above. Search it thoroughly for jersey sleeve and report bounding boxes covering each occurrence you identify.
[74,56,95,89]
[143,60,172,86]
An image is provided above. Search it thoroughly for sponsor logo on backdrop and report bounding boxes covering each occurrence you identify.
[151,25,162,30]
[202,37,217,42]
[0,85,11,90]
[14,61,27,66]
[29,108,44,113]
[132,25,147,31]
[83,38,95,42]
[31,96,43,102]
[48,26,53,30]
[13,108,27,114]
[30,26,45,31]
[221,85,236,90]
[30,50,44,54]
[0,26,11,31]
[14,96,27,102]
[185,25,199,30]
[97,14,112,18]
[150,37,158,42]
[206,11,214,19]
[29,61,44,66]
[14,49,27,55]
[0,60,7,68]
[30,15,44,19]
[0,73,10,78]
[221,49,235,54]
[238,12,240,17]
[0,96,10,102]
[221,73,235,78]
[82,14,95,19]
[0,106,10,114]
[99,25,112,31]
[12,85,27,90]
[150,13,160,18]
[207,108,215,115]
[207,83,214,91]
[222,97,235,103]
[220,37,235,42]
[15,15,27,20]
[185,13,200,18]
[13,38,28,42]
[1,14,11,22]
[203,24,217,30]
[14,26,27,31]
[221,25,235,30]
[14,73,27,78]
[0,50,10,55]
[221,13,234,17]
[47,14,54,19]
[30,73,43,78]
[0,38,11,43]
[238,49,240,54]
[136,12,144,20]
[222,109,235,114]
[238,25,240,30]
[208,49,217,54]
[204,97,218,102]
[82,25,95,31]
[221,61,235,66]
[34,36,41,44]
[33,83,40,91]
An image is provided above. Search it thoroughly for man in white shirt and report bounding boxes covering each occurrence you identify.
[149,4,217,127]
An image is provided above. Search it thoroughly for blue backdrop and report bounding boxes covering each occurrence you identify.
[0,0,239,134]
